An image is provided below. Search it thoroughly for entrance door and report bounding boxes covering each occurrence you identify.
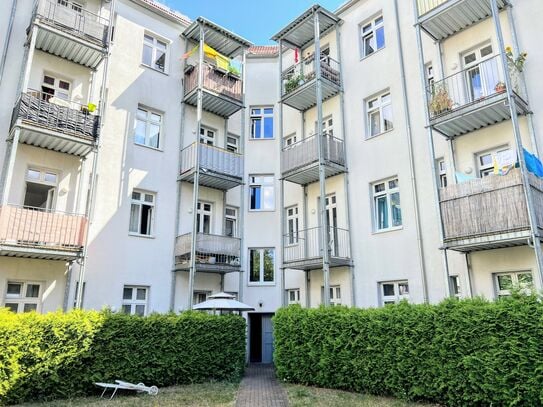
[249,313,274,363]
[262,315,274,364]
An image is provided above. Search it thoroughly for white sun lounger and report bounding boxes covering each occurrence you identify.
[95,380,159,399]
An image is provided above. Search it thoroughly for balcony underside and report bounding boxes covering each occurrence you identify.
[0,243,81,261]
[12,123,95,157]
[283,256,351,271]
[174,262,241,274]
[282,162,346,185]
[34,23,105,68]
[184,89,243,118]
[282,78,340,112]
[179,168,242,191]
[430,92,529,138]
[443,229,533,252]
[418,0,508,41]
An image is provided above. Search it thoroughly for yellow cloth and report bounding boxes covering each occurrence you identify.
[216,54,229,70]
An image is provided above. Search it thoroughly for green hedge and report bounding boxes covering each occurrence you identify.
[0,310,246,404]
[274,297,543,406]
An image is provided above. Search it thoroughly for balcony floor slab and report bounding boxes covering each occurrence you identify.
[283,256,352,271]
[13,124,95,157]
[282,78,340,112]
[0,244,82,261]
[178,169,242,191]
[282,162,346,185]
[184,89,243,118]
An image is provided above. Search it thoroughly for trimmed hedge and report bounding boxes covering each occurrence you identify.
[274,296,543,406]
[0,310,246,404]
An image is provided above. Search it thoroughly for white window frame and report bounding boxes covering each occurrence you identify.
[449,275,461,298]
[129,190,155,237]
[437,159,448,188]
[135,106,162,149]
[4,281,43,313]
[122,285,149,316]
[426,64,435,90]
[366,91,392,138]
[284,133,298,148]
[142,32,168,73]
[250,107,274,139]
[321,286,341,306]
[494,271,533,298]
[57,0,83,12]
[41,73,71,101]
[379,280,409,306]
[249,175,275,211]
[285,205,299,246]
[226,134,240,153]
[24,167,58,211]
[372,177,402,232]
[287,289,301,305]
[476,145,511,178]
[360,15,385,58]
[196,201,213,234]
[225,206,238,237]
[193,291,211,305]
[248,248,275,285]
[199,126,216,146]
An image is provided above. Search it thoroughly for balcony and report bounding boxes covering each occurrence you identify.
[439,168,543,251]
[175,233,241,273]
[283,227,351,271]
[32,0,109,68]
[10,90,99,156]
[427,55,529,138]
[281,134,346,185]
[281,55,341,112]
[416,0,508,41]
[0,205,87,260]
[183,63,243,118]
[179,142,243,190]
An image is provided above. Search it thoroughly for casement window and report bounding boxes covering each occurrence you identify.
[122,286,148,316]
[477,146,512,177]
[367,92,392,138]
[142,33,167,72]
[196,202,212,234]
[284,133,297,148]
[24,168,57,211]
[129,190,155,236]
[321,286,342,306]
[372,178,402,231]
[462,44,495,101]
[426,64,435,90]
[250,107,274,139]
[72,281,86,309]
[380,280,409,305]
[286,206,299,245]
[57,0,83,12]
[199,126,215,146]
[287,289,300,305]
[135,107,162,149]
[226,134,239,152]
[249,248,275,284]
[322,116,334,137]
[449,275,461,298]
[4,281,42,313]
[193,291,210,305]
[494,271,533,298]
[42,74,71,101]
[249,175,274,211]
[360,15,385,58]
[437,159,448,188]
[225,206,238,237]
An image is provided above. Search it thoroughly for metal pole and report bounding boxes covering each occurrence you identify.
[62,261,73,311]
[278,39,285,307]
[0,0,18,85]
[464,252,474,298]
[1,128,20,206]
[238,47,247,303]
[75,157,86,214]
[490,0,543,289]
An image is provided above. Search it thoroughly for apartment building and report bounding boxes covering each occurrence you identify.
[0,0,542,362]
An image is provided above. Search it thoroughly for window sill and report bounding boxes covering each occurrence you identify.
[134,142,163,152]
[360,47,386,62]
[140,64,168,76]
[128,232,156,239]
[372,226,403,235]
[365,128,394,140]
[248,282,276,287]
[249,137,276,141]
[249,209,276,213]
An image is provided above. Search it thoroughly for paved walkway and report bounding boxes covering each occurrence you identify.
[235,364,289,407]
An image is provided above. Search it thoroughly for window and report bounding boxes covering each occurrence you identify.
[321,286,342,306]
[135,107,162,149]
[129,190,155,236]
[4,281,42,313]
[249,175,274,211]
[24,168,57,211]
[284,133,297,148]
[360,15,385,58]
[373,178,402,231]
[287,289,300,305]
[196,202,212,234]
[41,74,71,101]
[227,134,239,152]
[286,206,299,245]
[462,44,496,101]
[317,116,334,137]
[199,126,215,146]
[193,291,210,305]
[367,92,392,137]
[437,159,447,188]
[250,107,274,139]
[380,281,409,305]
[249,248,275,284]
[57,0,83,12]
[449,275,461,298]
[122,286,148,316]
[426,64,435,90]
[142,33,167,72]
[72,281,86,308]
[495,271,533,298]
[477,146,512,177]
[225,206,238,237]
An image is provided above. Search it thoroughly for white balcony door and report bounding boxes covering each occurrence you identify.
[318,194,338,257]
[23,169,58,211]
[225,206,237,237]
[199,127,215,146]
[196,202,212,234]
[462,44,496,103]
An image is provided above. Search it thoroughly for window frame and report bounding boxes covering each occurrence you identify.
[248,248,275,285]
[135,106,162,150]
[494,271,533,298]
[225,206,238,237]
[129,190,156,237]
[372,177,402,232]
[250,107,274,140]
[360,14,385,59]
[285,205,299,246]
[437,159,448,188]
[4,281,43,313]
[287,288,301,305]
[379,280,409,306]
[199,125,216,146]
[24,167,58,211]
[284,133,298,148]
[41,73,71,101]
[321,285,342,306]
[476,145,511,178]
[196,201,213,234]
[366,91,393,138]
[226,133,240,153]
[141,32,168,73]
[121,285,149,316]
[449,275,461,298]
[249,175,275,211]
[193,290,211,305]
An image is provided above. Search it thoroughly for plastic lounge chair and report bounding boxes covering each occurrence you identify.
[95,380,159,399]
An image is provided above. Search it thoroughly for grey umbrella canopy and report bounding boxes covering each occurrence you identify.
[192,292,255,311]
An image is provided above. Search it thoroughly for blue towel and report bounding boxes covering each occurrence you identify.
[455,172,476,183]
[523,148,543,177]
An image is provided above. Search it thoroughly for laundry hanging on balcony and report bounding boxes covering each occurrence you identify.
[523,148,543,178]
[493,149,517,176]
[455,172,476,183]
[182,43,237,73]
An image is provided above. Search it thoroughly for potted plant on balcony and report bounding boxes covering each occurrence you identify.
[495,81,506,93]
[429,84,453,116]
[284,73,305,93]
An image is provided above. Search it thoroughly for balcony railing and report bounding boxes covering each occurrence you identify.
[180,142,243,179]
[34,0,109,47]
[440,168,543,243]
[283,226,351,264]
[417,0,449,16]
[282,134,346,175]
[175,233,241,268]
[0,205,87,251]
[282,54,341,96]
[427,54,525,120]
[11,90,100,140]
[184,63,242,102]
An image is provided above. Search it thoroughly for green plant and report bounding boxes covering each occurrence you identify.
[506,46,528,72]
[285,73,305,93]
[429,84,453,116]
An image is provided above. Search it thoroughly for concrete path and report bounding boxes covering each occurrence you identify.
[235,364,289,407]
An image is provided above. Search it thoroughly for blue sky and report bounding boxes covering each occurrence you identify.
[159,0,345,45]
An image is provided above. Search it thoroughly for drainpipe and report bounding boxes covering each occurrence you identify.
[394,0,429,303]
[0,0,17,86]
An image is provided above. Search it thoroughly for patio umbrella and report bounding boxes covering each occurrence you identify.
[193,292,255,312]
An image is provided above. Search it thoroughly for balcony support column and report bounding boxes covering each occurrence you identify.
[281,267,286,307]
[490,0,543,289]
[1,128,20,206]
[238,47,247,303]
[278,39,285,307]
[62,261,73,312]
[313,10,331,307]
[464,252,474,298]
[305,271,310,308]
[19,25,38,94]
[75,157,86,214]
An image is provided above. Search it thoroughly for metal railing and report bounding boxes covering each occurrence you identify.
[417,0,449,16]
[283,226,351,263]
[34,0,109,46]
[282,54,341,96]
[180,142,243,179]
[11,90,100,140]
[281,134,346,174]
[175,233,241,267]
[427,54,525,120]
[184,63,243,101]
[0,205,87,250]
